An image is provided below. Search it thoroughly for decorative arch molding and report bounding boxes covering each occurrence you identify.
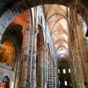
[56,45,68,51]
[0,9,18,40]
[0,9,32,41]
[1,23,23,66]
[50,20,68,34]
[51,28,68,36]
[54,39,68,45]
[37,25,44,50]
[47,12,67,22]
[76,1,88,27]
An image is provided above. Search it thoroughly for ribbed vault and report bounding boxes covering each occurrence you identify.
[44,5,69,58]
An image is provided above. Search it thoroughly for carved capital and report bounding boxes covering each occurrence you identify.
[34,29,39,34]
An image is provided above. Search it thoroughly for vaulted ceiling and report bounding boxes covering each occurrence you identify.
[0,0,88,58]
[44,5,69,57]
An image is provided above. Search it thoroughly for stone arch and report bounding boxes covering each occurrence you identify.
[0,10,19,41]
[0,0,88,17]
[0,1,88,40]
[76,1,88,27]
[0,23,23,67]
[0,0,71,17]
[0,9,32,41]
[2,75,10,88]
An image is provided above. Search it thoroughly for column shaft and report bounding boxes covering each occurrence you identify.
[70,7,86,88]
[19,11,32,88]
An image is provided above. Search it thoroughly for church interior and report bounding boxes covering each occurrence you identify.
[0,0,88,88]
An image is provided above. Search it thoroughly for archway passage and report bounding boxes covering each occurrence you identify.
[1,23,23,67]
[1,75,10,88]
[0,23,23,88]
[57,58,73,88]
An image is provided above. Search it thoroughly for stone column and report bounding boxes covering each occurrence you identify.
[29,25,34,88]
[41,50,44,88]
[30,7,39,88]
[19,10,32,88]
[69,6,86,88]
[42,44,48,88]
[31,29,38,88]
[67,7,78,88]
[14,49,21,88]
